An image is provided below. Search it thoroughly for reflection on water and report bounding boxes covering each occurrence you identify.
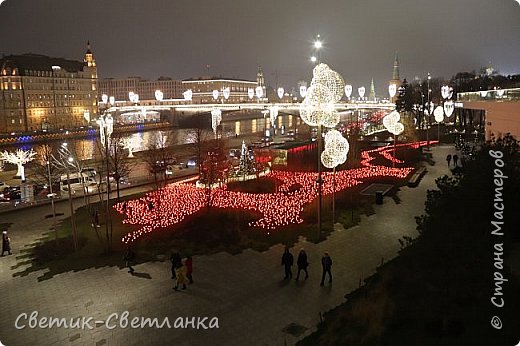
[5,113,302,161]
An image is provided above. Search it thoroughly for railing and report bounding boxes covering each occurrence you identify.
[457,88,520,102]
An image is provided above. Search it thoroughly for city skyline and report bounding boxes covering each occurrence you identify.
[0,0,519,96]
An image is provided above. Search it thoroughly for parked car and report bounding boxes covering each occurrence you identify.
[0,186,21,201]
[187,157,198,168]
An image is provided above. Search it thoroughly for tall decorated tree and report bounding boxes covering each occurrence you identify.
[236,140,256,179]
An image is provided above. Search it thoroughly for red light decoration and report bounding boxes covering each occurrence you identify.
[118,141,430,244]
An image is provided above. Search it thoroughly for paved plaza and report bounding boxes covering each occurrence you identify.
[0,145,453,346]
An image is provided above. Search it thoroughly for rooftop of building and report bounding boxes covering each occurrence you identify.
[182,76,256,83]
[0,53,86,75]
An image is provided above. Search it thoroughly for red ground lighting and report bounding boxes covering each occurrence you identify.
[118,141,429,244]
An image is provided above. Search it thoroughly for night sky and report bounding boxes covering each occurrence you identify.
[1,0,519,96]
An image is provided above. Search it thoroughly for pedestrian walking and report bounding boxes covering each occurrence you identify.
[453,154,459,167]
[92,209,100,227]
[123,246,135,274]
[2,231,12,256]
[295,248,309,281]
[172,252,186,290]
[185,256,193,284]
[460,156,466,168]
[281,247,294,280]
[446,154,452,167]
[320,252,333,286]
[170,252,181,280]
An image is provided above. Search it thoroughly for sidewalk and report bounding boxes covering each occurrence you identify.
[0,145,453,346]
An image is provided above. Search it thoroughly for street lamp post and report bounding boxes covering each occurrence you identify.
[426,73,432,150]
[300,63,345,239]
[434,106,444,142]
[46,159,57,242]
[316,124,323,236]
[314,35,322,62]
[262,107,269,141]
[98,97,114,251]
[52,143,78,252]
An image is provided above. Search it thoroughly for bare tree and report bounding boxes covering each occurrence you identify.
[143,130,176,189]
[28,144,60,188]
[189,116,211,174]
[108,133,135,201]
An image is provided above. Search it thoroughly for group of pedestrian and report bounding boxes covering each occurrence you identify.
[281,247,332,286]
[170,252,193,291]
[2,231,12,256]
[446,154,460,167]
[122,248,194,290]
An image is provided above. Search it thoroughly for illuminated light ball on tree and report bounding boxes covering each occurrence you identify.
[382,110,401,131]
[390,122,404,136]
[311,63,345,102]
[299,83,336,127]
[434,106,444,123]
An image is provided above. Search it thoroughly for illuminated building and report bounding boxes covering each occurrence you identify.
[0,42,98,133]
[98,76,183,101]
[182,77,258,104]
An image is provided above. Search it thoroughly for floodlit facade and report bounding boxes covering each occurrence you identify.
[98,76,183,101]
[182,77,258,104]
[457,88,520,141]
[0,43,98,133]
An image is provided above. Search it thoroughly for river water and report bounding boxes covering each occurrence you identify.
[2,113,304,162]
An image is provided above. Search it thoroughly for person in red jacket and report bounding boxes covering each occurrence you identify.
[185,256,193,284]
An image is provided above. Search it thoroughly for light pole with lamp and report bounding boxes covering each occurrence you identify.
[426,73,432,149]
[261,107,269,142]
[320,130,349,229]
[46,158,57,242]
[98,97,114,252]
[434,106,444,142]
[314,35,322,62]
[300,63,344,239]
[52,143,78,252]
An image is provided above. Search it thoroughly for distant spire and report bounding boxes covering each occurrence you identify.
[256,66,265,87]
[392,52,400,81]
[369,78,376,101]
[84,40,96,67]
